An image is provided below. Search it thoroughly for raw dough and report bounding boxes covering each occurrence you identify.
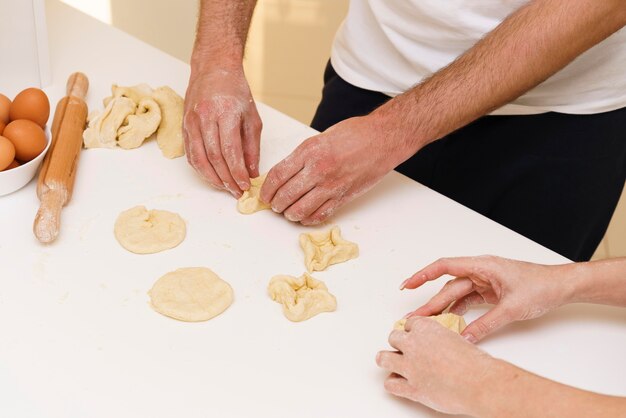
[83,97,136,149]
[237,174,270,214]
[394,313,467,334]
[117,98,161,149]
[149,267,234,322]
[299,226,359,272]
[86,84,184,158]
[114,205,186,254]
[104,83,154,107]
[268,273,336,322]
[152,86,185,159]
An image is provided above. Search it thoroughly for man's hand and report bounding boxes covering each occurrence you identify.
[184,68,262,197]
[377,316,499,416]
[260,115,408,225]
[401,256,577,343]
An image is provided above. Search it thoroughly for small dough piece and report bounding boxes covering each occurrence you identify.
[268,273,336,322]
[114,205,186,254]
[117,98,162,149]
[84,97,136,149]
[152,86,184,159]
[149,267,234,322]
[299,226,359,272]
[394,313,467,333]
[237,174,270,214]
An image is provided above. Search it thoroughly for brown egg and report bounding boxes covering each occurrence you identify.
[3,120,47,162]
[0,136,16,171]
[0,94,10,124]
[5,160,20,170]
[9,88,50,128]
[0,120,5,135]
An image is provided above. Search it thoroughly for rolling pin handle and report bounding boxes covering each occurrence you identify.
[66,72,89,100]
[33,189,66,244]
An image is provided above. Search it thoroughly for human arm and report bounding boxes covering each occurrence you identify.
[401,256,626,342]
[260,0,626,224]
[376,316,626,417]
[184,0,262,197]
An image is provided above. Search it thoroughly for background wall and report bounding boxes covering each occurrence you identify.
[58,0,626,260]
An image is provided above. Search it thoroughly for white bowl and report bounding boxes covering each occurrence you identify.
[0,135,52,196]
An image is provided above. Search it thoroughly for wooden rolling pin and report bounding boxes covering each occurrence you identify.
[34,72,89,243]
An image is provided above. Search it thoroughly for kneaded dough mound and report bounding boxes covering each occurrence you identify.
[299,226,359,272]
[394,313,467,333]
[237,174,270,214]
[114,205,186,254]
[268,273,337,322]
[149,267,234,322]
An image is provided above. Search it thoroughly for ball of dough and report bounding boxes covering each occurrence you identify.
[114,205,186,254]
[237,174,270,214]
[149,267,234,322]
[394,313,467,333]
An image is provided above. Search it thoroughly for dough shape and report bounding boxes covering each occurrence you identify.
[117,98,161,149]
[83,97,136,149]
[149,267,234,322]
[104,83,154,107]
[394,313,467,334]
[299,226,359,272]
[152,86,185,159]
[268,273,337,322]
[237,174,270,214]
[114,205,186,254]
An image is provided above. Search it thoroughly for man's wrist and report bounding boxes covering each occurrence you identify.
[369,99,431,168]
[190,48,244,77]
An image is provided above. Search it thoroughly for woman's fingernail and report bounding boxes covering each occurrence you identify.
[403,311,414,319]
[463,334,477,344]
[399,278,410,290]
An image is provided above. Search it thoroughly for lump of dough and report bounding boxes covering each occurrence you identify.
[114,205,186,254]
[394,313,467,333]
[83,97,136,149]
[299,226,359,272]
[149,267,234,322]
[268,273,336,322]
[117,98,162,149]
[152,86,184,159]
[237,174,270,214]
[104,83,154,107]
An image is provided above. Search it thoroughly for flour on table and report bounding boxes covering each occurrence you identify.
[149,267,234,322]
[299,226,359,272]
[237,174,270,214]
[114,205,186,254]
[394,313,467,334]
[268,273,336,322]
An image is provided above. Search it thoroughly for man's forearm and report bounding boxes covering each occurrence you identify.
[191,0,257,73]
[476,360,626,418]
[374,0,626,158]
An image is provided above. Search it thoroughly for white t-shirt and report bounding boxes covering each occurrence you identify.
[331,0,626,115]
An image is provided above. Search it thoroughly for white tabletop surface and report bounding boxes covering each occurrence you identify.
[1,2,625,417]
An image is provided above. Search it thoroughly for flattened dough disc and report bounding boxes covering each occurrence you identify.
[149,267,234,322]
[114,205,186,254]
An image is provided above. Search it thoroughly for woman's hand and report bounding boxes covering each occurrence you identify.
[402,255,579,342]
[377,316,500,415]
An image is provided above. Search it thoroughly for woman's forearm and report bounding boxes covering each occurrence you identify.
[565,257,626,307]
[477,359,626,418]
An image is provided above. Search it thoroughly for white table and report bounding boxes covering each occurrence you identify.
[1,2,624,417]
